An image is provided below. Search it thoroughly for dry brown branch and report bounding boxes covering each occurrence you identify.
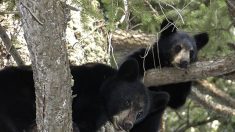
[195,80,235,109]
[0,24,24,66]
[191,88,235,116]
[143,53,235,87]
[144,0,159,17]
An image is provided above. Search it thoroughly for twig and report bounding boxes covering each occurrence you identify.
[158,3,178,30]
[144,0,159,17]
[161,1,184,24]
[108,32,118,69]
[0,24,25,66]
[115,0,129,28]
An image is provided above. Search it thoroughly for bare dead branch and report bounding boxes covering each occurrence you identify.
[115,0,130,28]
[191,88,235,116]
[195,80,235,109]
[0,24,25,66]
[144,0,159,17]
[143,53,235,87]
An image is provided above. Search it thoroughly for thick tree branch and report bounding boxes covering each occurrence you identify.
[190,88,235,116]
[195,80,235,109]
[143,53,235,87]
[0,24,24,66]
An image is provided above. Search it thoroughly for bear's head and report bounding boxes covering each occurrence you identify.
[99,59,169,131]
[158,19,209,69]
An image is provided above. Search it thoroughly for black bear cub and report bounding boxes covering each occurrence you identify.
[0,59,169,132]
[127,19,209,132]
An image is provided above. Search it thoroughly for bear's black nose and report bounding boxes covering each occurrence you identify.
[179,61,189,69]
[123,121,133,131]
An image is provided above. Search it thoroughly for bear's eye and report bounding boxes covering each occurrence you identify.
[190,50,194,58]
[136,111,144,119]
[174,45,182,53]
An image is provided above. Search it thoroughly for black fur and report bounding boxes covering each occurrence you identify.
[0,59,169,132]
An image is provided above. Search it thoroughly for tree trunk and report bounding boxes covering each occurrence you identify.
[18,0,73,132]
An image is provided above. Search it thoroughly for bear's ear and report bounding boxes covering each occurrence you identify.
[149,90,169,113]
[194,33,209,50]
[160,19,177,38]
[117,59,139,81]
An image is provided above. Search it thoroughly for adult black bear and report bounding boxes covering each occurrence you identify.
[0,59,169,132]
[127,19,209,132]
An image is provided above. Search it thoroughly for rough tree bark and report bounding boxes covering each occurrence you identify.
[143,54,235,87]
[18,0,73,132]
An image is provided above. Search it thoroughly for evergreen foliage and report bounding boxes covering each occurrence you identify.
[79,0,235,59]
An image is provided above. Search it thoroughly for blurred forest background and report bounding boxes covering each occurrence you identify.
[0,0,235,132]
